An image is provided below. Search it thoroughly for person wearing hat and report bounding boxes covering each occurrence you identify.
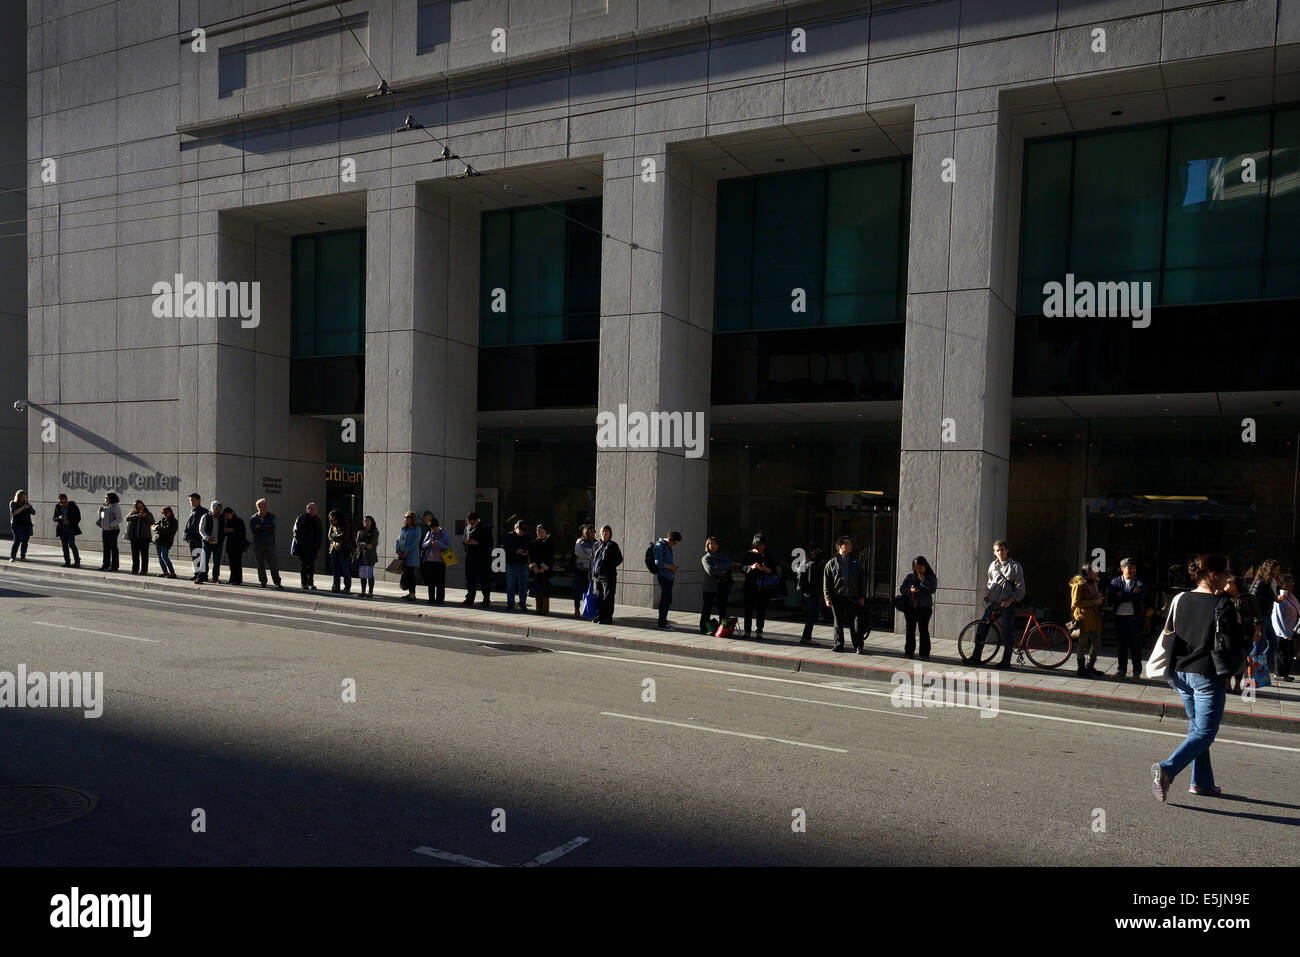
[1108,558,1148,681]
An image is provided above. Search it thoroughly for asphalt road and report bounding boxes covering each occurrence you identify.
[1,570,1296,866]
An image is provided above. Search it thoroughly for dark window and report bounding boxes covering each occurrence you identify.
[291,229,365,358]
[714,157,910,333]
[479,198,602,347]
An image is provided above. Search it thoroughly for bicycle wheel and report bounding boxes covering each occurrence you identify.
[957,618,1001,665]
[1025,623,1072,669]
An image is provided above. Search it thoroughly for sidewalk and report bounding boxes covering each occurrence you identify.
[4,542,1298,733]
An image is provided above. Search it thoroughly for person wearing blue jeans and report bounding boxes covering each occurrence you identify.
[654,531,682,631]
[1151,554,1243,802]
[504,520,531,611]
[979,541,1025,668]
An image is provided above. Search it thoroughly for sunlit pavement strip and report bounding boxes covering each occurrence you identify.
[31,620,160,643]
[413,837,589,867]
[9,573,1299,752]
[727,687,926,718]
[600,711,848,753]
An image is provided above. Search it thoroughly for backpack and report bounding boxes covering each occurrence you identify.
[644,543,659,575]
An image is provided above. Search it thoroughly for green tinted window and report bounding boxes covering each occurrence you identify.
[1164,112,1270,304]
[714,157,910,332]
[1266,108,1300,299]
[291,230,366,358]
[1018,139,1073,313]
[479,200,601,346]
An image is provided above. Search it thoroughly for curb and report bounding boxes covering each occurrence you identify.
[4,562,1296,735]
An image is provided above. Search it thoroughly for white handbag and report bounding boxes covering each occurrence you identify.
[1145,591,1183,678]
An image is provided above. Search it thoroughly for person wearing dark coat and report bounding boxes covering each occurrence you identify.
[222,507,248,585]
[591,525,623,624]
[182,493,211,582]
[461,512,493,607]
[528,524,555,616]
[53,494,82,566]
[898,556,938,660]
[152,506,178,578]
[123,500,155,575]
[797,546,825,645]
[741,534,775,640]
[291,502,323,590]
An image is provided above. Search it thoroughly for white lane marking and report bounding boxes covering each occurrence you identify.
[16,574,1300,753]
[522,836,589,867]
[600,711,847,753]
[413,847,499,867]
[728,688,926,718]
[32,620,161,643]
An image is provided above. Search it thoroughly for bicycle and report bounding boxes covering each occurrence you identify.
[957,600,1073,669]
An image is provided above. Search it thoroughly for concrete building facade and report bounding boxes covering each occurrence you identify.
[21,0,1300,634]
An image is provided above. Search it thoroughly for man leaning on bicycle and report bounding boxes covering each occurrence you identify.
[979,540,1026,670]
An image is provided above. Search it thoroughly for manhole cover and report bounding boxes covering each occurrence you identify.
[0,786,98,835]
[478,642,551,653]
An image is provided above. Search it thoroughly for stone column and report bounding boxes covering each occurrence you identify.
[896,111,1015,638]
[364,183,478,584]
[596,147,716,609]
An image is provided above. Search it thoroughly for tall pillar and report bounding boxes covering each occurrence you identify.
[897,111,1015,638]
[596,147,716,609]
[364,183,478,583]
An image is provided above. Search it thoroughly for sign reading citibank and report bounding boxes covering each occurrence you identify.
[61,470,180,495]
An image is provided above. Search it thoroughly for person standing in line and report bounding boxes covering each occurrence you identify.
[98,492,123,571]
[1151,554,1245,802]
[354,516,379,597]
[1068,564,1103,676]
[420,516,449,605]
[53,494,81,567]
[900,556,938,660]
[591,525,623,625]
[462,512,493,607]
[796,546,825,646]
[248,499,283,589]
[221,506,248,586]
[572,524,596,617]
[982,540,1026,670]
[504,519,532,612]
[1249,559,1283,676]
[823,535,868,653]
[1224,573,1261,694]
[9,490,34,562]
[653,530,682,631]
[327,510,353,594]
[291,502,323,591]
[1270,573,1298,682]
[207,501,225,583]
[124,500,154,575]
[182,494,209,582]
[395,511,422,601]
[152,506,178,578]
[529,524,555,616]
[741,534,774,640]
[700,536,733,636]
[1108,557,1147,681]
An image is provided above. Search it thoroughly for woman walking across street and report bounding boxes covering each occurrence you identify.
[899,556,938,660]
[1150,554,1246,802]
[420,516,450,605]
[395,511,422,601]
[1068,564,1103,676]
[354,516,379,597]
[327,510,353,594]
[97,492,122,571]
[124,500,154,575]
[9,490,34,562]
[529,524,555,616]
[153,506,178,578]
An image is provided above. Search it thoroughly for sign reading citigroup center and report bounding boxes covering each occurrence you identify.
[61,471,181,495]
